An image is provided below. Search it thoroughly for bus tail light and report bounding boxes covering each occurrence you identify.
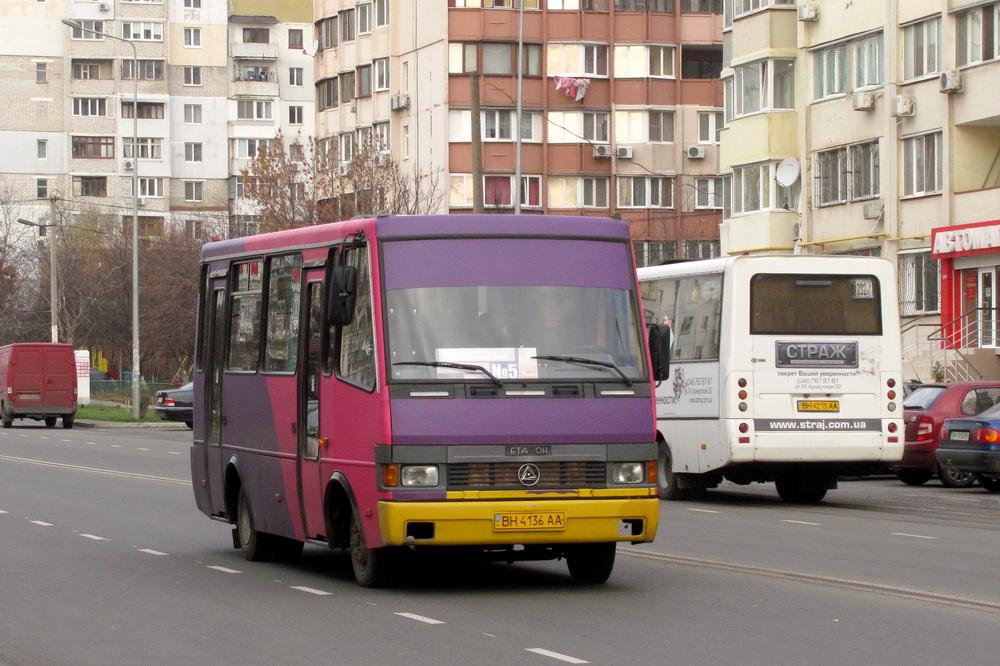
[887,421,899,443]
[738,422,750,444]
[382,464,399,488]
[887,378,898,412]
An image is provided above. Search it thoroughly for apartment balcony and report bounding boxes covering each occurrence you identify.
[231,42,279,60]
[231,69,278,98]
[719,111,797,170]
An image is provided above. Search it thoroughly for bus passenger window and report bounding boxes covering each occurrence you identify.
[337,247,376,390]
[263,254,302,373]
[228,260,263,372]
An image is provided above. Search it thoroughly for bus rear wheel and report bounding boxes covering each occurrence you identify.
[236,486,276,562]
[775,473,829,504]
[349,510,399,588]
[565,543,616,584]
[657,442,688,501]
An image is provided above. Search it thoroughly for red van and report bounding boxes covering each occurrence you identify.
[0,343,79,429]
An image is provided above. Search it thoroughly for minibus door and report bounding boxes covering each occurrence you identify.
[297,276,327,540]
[205,283,227,515]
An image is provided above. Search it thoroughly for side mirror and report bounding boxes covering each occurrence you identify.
[327,265,358,327]
[647,323,671,382]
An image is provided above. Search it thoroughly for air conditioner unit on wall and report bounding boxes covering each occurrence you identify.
[862,200,883,220]
[390,94,409,111]
[373,153,388,167]
[98,2,111,11]
[852,91,875,111]
[891,95,915,117]
[940,69,963,93]
[122,159,134,170]
[616,146,634,159]
[687,145,706,159]
[797,4,818,21]
[593,144,612,158]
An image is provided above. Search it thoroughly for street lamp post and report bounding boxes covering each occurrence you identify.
[62,18,142,418]
[18,203,60,343]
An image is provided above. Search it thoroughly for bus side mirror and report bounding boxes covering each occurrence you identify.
[647,323,671,382]
[328,265,358,327]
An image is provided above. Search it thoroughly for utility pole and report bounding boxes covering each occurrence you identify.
[48,195,59,343]
[471,72,484,213]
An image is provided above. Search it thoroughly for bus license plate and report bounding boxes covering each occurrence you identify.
[798,400,839,412]
[951,431,970,441]
[494,512,566,531]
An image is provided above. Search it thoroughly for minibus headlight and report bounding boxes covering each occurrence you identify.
[400,465,439,488]
[613,462,645,484]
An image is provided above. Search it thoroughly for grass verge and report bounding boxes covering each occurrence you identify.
[76,402,163,423]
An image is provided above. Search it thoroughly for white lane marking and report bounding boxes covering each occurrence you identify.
[87,442,97,445]
[80,534,108,541]
[207,565,242,574]
[782,520,821,526]
[110,445,122,448]
[525,648,590,664]
[892,532,937,540]
[168,451,183,455]
[0,510,7,514]
[394,612,446,625]
[0,454,188,485]
[291,586,332,596]
[30,520,53,526]
[138,448,151,451]
[61,439,71,443]
[138,548,168,556]
[686,508,721,514]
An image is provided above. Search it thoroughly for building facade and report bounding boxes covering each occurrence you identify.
[720,0,1000,380]
[314,0,727,264]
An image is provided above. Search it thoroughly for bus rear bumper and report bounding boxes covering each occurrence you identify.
[378,497,659,547]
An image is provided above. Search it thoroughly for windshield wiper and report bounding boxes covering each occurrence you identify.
[393,361,503,387]
[532,355,632,386]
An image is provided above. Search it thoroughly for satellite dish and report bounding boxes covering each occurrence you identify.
[775,158,801,187]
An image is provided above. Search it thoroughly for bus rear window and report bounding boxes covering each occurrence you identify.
[750,274,882,335]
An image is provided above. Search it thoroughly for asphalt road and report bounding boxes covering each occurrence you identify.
[1,424,998,665]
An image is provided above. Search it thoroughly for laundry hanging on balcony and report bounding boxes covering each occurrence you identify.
[553,76,590,102]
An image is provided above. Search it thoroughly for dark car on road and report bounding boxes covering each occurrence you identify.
[937,403,1000,493]
[897,382,1000,487]
[153,382,193,428]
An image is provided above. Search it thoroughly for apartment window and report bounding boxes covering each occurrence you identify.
[615,0,673,10]
[682,0,721,11]
[184,0,201,7]
[184,181,203,202]
[122,22,163,41]
[136,177,164,198]
[341,9,356,42]
[184,27,201,47]
[36,62,47,83]
[855,33,883,88]
[73,176,107,197]
[449,43,478,73]
[72,61,103,79]
[37,140,47,159]
[849,141,879,201]
[374,58,390,91]
[683,47,723,79]
[318,77,339,110]
[185,219,205,241]
[290,143,305,162]
[185,143,203,163]
[243,28,270,44]
[289,105,303,124]
[814,44,847,99]
[548,43,609,77]
[122,60,163,80]
[729,163,770,215]
[70,20,104,40]
[696,177,724,209]
[358,64,372,96]
[484,109,513,140]
[358,3,372,34]
[71,136,115,159]
[548,176,608,208]
[699,111,723,143]
[184,104,202,124]
[341,132,355,162]
[648,110,675,142]
[37,179,48,199]
[904,18,940,80]
[903,132,942,197]
[374,122,390,151]
[288,67,303,87]
[124,137,163,160]
[898,251,940,316]
[375,0,390,26]
[618,176,673,208]
[484,43,515,75]
[73,98,107,117]
[403,125,409,159]
[236,138,272,158]
[957,4,999,66]
[482,175,541,208]
[814,140,879,207]
[731,0,795,19]
[184,66,202,85]
[237,100,273,120]
[614,45,671,78]
[318,17,338,50]
[341,71,355,102]
[288,28,303,49]
[583,112,609,142]
[725,59,794,119]
[450,0,540,6]
[122,101,164,119]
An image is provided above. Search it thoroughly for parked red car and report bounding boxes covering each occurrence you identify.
[897,382,1000,487]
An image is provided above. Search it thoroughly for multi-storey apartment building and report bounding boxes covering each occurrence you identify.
[5,0,313,242]
[314,0,726,264]
[720,0,1000,380]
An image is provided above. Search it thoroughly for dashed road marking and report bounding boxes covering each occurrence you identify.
[892,532,937,540]
[138,548,168,556]
[291,586,332,596]
[783,520,821,526]
[30,520,53,526]
[686,508,721,514]
[80,534,108,541]
[207,565,242,574]
[525,648,589,664]
[394,612,446,625]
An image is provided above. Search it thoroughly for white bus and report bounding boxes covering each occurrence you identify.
[638,255,904,503]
